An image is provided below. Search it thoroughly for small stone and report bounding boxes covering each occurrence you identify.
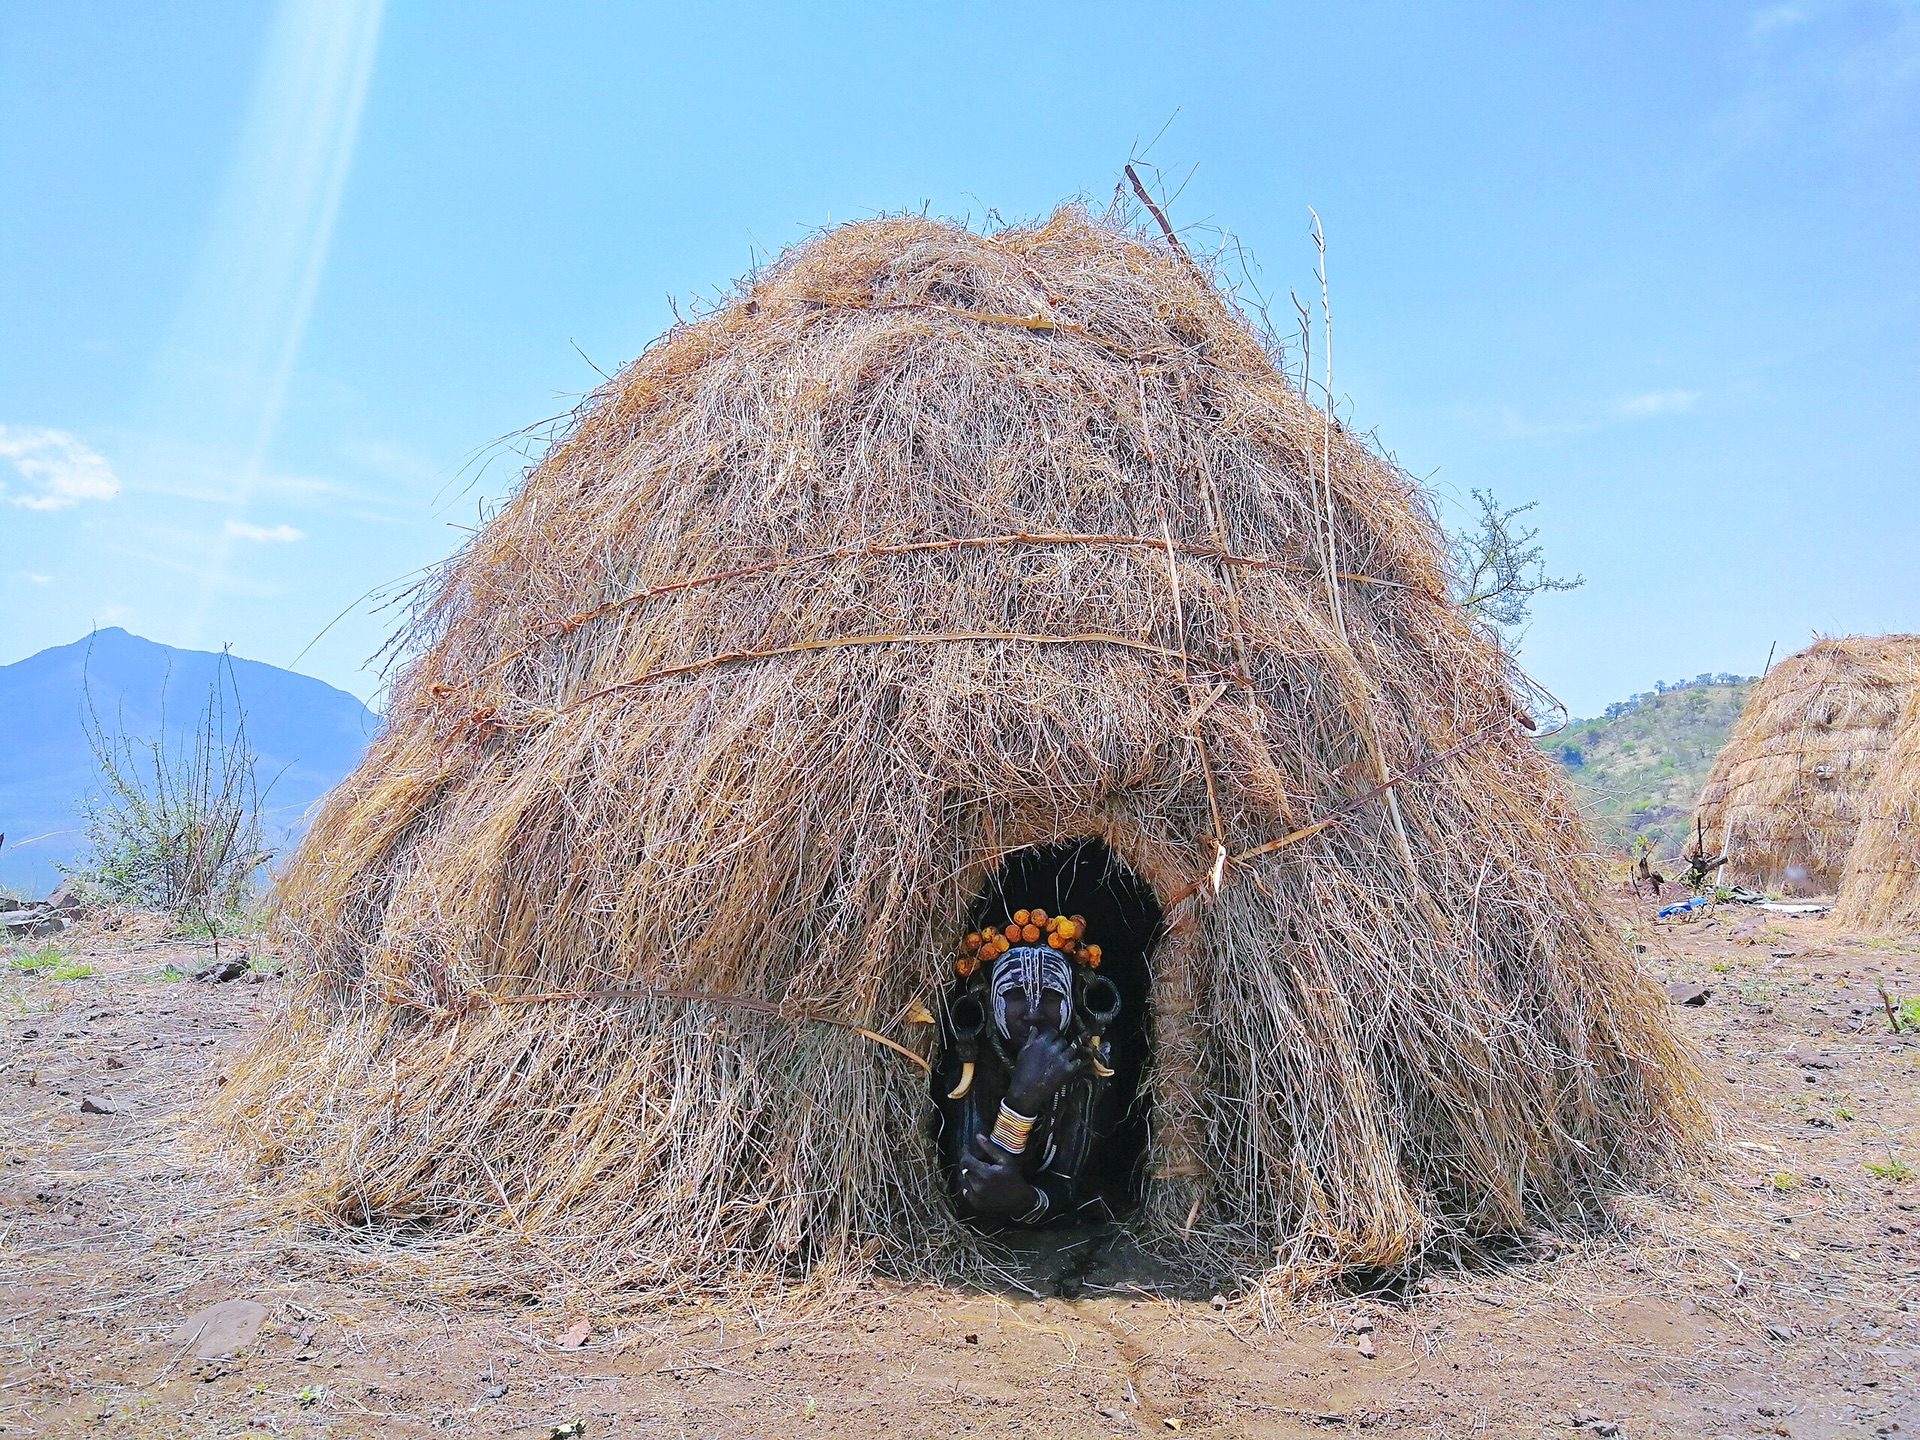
[1355,1332,1375,1359]
[193,957,250,984]
[172,1299,269,1359]
[1763,1321,1793,1341]
[79,1095,120,1115]
[1665,982,1712,1006]
[1,907,68,938]
[1593,1425,1620,1437]
[1572,1410,1602,1426]
[482,1384,507,1399]
[1784,1049,1839,1069]
[1209,1294,1226,1310]
[1757,1404,1779,1417]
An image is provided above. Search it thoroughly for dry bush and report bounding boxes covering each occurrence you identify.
[74,656,271,924]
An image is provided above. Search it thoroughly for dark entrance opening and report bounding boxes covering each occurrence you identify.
[932,837,1162,1220]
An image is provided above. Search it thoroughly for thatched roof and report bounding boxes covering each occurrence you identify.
[220,205,1702,1299]
[1837,695,1920,931]
[1696,635,1920,895]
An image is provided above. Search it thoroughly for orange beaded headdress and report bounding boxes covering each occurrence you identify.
[955,907,1103,979]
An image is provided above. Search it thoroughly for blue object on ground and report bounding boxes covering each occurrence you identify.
[1656,896,1710,918]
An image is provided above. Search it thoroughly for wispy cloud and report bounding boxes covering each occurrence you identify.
[22,573,52,585]
[224,519,304,542]
[1619,389,1702,417]
[1749,2,1814,38]
[124,436,370,508]
[337,436,445,486]
[0,426,120,510]
[99,538,283,597]
[1484,387,1705,439]
[1721,0,1920,148]
[1493,407,1598,440]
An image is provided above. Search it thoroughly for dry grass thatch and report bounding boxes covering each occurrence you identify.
[1837,694,1920,931]
[216,204,1704,1300]
[1696,635,1920,896]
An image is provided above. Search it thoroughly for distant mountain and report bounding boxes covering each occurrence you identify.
[1538,675,1755,861]
[0,628,378,897]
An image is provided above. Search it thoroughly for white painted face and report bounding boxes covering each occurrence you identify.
[989,945,1073,1040]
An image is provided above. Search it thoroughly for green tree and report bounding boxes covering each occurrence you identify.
[1448,488,1584,642]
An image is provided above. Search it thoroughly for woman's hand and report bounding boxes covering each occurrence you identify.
[1005,1018,1090,1115]
[957,1133,1040,1217]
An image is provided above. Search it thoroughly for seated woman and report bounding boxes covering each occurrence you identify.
[933,909,1126,1227]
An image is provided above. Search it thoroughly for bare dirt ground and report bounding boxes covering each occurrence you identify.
[4,900,1917,1440]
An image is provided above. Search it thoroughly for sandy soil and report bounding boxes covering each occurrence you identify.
[4,900,1917,1440]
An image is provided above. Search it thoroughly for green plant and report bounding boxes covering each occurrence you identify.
[46,960,94,980]
[7,944,66,974]
[295,1384,327,1408]
[68,650,275,922]
[1897,996,1920,1033]
[1865,1156,1913,1182]
[1768,1172,1797,1191]
[155,963,185,982]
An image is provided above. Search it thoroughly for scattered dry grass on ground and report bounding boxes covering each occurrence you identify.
[4,902,1915,1438]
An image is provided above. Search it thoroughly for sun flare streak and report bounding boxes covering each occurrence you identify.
[161,0,384,641]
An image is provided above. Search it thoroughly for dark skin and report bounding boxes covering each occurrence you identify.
[954,990,1091,1218]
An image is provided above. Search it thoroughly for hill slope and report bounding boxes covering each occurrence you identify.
[1540,677,1755,859]
[0,629,378,896]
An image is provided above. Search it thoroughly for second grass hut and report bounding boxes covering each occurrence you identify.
[1696,635,1920,896]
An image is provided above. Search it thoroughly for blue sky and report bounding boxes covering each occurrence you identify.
[3,1,1915,719]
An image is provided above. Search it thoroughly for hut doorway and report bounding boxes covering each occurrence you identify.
[934,838,1162,1216]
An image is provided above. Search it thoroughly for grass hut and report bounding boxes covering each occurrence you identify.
[1696,636,1920,896]
[222,206,1703,1297]
[1837,696,1920,931]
